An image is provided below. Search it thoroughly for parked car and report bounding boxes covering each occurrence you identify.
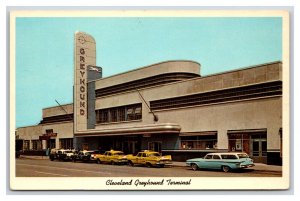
[126,150,172,168]
[90,150,104,162]
[71,150,101,163]
[49,149,75,161]
[186,152,255,172]
[95,150,127,165]
[15,150,21,158]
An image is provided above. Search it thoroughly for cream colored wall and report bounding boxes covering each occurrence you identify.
[17,125,42,149]
[42,104,73,118]
[94,60,200,90]
[94,62,282,150]
[95,95,281,150]
[42,122,74,149]
[152,98,282,150]
[17,122,74,149]
[17,125,42,140]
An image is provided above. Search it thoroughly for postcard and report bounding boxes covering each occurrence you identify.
[10,9,290,190]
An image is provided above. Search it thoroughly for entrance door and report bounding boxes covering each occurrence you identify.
[251,136,267,163]
[123,141,138,155]
[148,142,162,152]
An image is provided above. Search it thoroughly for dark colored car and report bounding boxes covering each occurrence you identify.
[15,150,21,158]
[49,149,74,161]
[72,150,101,163]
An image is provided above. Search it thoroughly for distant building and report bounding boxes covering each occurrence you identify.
[16,32,282,165]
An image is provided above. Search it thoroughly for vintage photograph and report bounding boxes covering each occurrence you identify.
[10,10,289,190]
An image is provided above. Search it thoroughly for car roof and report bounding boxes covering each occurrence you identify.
[106,150,124,153]
[207,152,247,155]
[141,150,160,154]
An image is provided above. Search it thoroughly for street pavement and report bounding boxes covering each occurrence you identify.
[17,155,282,173]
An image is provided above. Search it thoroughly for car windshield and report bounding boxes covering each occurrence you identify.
[221,154,238,159]
[237,153,249,158]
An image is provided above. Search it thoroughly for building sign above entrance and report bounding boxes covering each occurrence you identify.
[74,32,96,132]
[39,133,57,140]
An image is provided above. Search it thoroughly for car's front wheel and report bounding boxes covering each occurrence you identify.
[96,159,101,164]
[222,165,230,172]
[191,163,199,171]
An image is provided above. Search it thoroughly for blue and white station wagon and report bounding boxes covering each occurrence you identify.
[186,152,255,172]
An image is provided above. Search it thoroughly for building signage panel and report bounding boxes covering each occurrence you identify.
[74,32,96,132]
[39,133,57,140]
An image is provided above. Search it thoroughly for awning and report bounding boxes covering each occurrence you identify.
[74,123,181,137]
[227,128,267,134]
[179,131,217,137]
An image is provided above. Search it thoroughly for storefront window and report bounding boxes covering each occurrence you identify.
[31,140,42,150]
[59,138,73,149]
[228,133,250,153]
[180,135,217,150]
[23,140,30,150]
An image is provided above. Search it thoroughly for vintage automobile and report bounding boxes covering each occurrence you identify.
[49,149,75,161]
[71,150,100,163]
[186,152,255,172]
[95,150,127,165]
[126,150,172,168]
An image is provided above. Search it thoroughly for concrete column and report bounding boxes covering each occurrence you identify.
[217,129,228,150]
[56,137,60,149]
[267,126,281,150]
[42,140,47,150]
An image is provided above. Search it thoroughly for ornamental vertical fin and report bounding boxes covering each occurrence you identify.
[74,32,96,132]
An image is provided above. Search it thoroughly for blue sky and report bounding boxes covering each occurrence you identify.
[15,17,282,127]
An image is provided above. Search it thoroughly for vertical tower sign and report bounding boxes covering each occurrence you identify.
[74,32,96,132]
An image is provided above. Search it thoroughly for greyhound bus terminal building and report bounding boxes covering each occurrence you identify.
[16,32,283,165]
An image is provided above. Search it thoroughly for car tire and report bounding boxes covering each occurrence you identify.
[146,163,152,168]
[96,159,101,164]
[73,159,76,163]
[111,161,115,165]
[128,161,134,167]
[159,164,165,168]
[222,166,230,172]
[191,163,199,171]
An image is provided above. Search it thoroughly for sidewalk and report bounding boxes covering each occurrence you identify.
[18,155,282,172]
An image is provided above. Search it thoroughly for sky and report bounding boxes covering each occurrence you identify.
[15,17,282,128]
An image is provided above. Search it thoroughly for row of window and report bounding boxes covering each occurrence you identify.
[96,103,142,124]
[150,81,282,111]
[22,138,73,150]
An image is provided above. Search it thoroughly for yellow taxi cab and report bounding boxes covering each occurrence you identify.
[126,150,172,168]
[95,150,127,165]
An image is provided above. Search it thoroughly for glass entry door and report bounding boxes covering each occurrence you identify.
[148,141,162,152]
[251,134,267,163]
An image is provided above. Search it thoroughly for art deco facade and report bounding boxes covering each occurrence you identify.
[17,60,282,165]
